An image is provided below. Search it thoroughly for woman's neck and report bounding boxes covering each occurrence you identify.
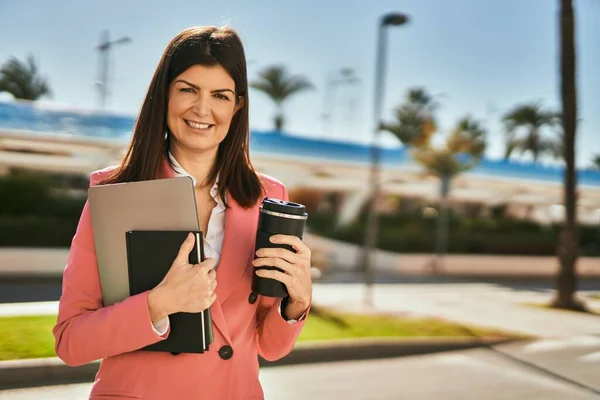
[170,146,217,188]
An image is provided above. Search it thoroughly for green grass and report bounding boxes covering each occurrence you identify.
[0,315,57,361]
[0,311,520,361]
[298,308,520,342]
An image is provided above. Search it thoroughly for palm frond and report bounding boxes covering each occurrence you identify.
[383,87,437,147]
[250,65,313,104]
[413,148,466,179]
[592,154,600,170]
[447,116,486,158]
[0,54,51,100]
[502,101,560,161]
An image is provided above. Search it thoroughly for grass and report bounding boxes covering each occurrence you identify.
[298,308,521,342]
[0,310,520,361]
[0,315,57,361]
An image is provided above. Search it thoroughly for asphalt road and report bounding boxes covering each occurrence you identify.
[0,278,62,304]
[2,273,600,304]
[1,339,599,399]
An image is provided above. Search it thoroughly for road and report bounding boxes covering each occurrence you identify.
[1,339,599,399]
[0,278,62,304]
[2,272,600,304]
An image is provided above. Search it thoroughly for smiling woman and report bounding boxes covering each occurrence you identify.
[167,64,244,179]
[97,26,259,206]
[52,26,313,400]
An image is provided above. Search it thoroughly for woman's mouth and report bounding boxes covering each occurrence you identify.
[185,120,214,130]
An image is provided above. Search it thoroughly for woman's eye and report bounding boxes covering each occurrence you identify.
[214,93,230,101]
[179,88,196,94]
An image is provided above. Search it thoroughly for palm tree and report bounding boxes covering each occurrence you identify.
[383,88,486,273]
[414,117,486,273]
[382,87,437,147]
[552,0,585,311]
[250,65,313,132]
[0,55,51,100]
[592,154,600,170]
[502,102,560,162]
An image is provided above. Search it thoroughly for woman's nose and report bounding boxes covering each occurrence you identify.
[193,94,210,117]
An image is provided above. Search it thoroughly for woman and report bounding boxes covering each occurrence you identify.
[53,26,312,400]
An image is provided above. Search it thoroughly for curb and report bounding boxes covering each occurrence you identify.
[262,337,518,367]
[0,357,99,390]
[0,337,519,390]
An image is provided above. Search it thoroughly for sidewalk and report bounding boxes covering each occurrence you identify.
[306,234,600,279]
[311,282,600,338]
[0,301,57,317]
[2,234,600,279]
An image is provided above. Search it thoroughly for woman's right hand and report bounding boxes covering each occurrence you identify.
[148,233,217,322]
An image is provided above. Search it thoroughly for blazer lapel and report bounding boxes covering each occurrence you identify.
[215,193,258,304]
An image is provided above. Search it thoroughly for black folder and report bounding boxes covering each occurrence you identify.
[126,230,214,354]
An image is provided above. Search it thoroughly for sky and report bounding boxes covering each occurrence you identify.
[0,0,598,167]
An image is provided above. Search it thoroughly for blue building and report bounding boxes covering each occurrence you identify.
[1,99,599,225]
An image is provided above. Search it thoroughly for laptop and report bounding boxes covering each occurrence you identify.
[88,176,199,307]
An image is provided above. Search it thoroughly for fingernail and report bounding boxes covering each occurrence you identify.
[269,236,277,243]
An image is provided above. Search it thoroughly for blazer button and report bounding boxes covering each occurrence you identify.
[219,345,233,360]
[248,292,258,304]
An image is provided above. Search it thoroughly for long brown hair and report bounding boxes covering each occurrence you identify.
[99,26,262,208]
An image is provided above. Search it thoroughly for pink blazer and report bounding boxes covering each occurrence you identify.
[53,159,309,400]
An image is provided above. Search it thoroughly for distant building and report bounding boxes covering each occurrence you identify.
[1,99,600,225]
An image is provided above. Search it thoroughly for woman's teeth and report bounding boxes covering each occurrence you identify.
[186,120,212,130]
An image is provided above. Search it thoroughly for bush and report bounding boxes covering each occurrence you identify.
[1,169,599,254]
[306,209,600,256]
[0,215,79,247]
[0,170,52,217]
[0,170,85,247]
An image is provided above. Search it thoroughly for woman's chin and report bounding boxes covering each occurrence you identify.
[180,139,219,154]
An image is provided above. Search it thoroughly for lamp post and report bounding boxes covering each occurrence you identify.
[361,13,410,306]
[96,30,131,109]
[321,67,360,136]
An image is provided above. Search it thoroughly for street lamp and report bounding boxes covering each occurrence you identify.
[96,30,132,109]
[321,67,360,136]
[361,12,410,306]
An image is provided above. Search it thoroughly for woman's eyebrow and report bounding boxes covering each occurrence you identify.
[212,89,235,95]
[174,79,199,90]
[175,80,234,95]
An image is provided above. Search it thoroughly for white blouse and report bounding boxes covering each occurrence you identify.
[169,152,226,266]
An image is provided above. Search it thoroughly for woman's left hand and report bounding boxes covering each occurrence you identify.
[253,234,312,309]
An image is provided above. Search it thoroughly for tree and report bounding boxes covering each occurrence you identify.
[383,88,486,273]
[552,0,585,311]
[0,55,51,100]
[502,102,560,162]
[592,154,600,170]
[413,117,486,273]
[250,65,313,132]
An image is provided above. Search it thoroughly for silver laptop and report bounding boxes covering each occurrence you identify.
[88,176,199,306]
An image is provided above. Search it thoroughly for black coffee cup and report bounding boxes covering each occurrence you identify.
[252,197,308,297]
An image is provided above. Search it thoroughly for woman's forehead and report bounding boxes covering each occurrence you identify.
[174,64,235,90]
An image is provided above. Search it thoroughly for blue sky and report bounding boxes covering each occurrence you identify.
[0,0,598,166]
